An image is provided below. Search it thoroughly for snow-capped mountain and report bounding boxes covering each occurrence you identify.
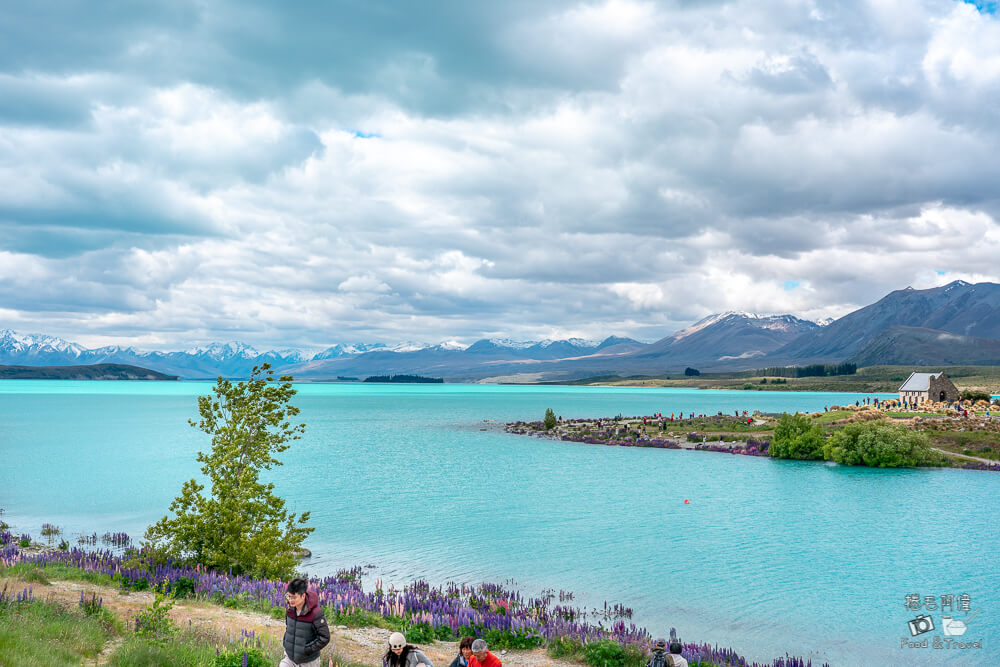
[185,341,260,360]
[312,343,388,360]
[6,281,1000,381]
[0,329,87,365]
[0,330,309,378]
[636,313,820,363]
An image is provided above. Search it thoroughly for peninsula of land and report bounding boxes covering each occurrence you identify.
[0,363,178,381]
[507,399,1000,471]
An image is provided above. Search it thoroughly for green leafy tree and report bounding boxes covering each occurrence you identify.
[145,364,313,579]
[822,419,935,467]
[543,408,557,430]
[769,413,825,460]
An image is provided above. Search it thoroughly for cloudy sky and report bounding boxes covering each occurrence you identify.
[2,0,999,351]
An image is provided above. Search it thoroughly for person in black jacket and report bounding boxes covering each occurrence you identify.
[281,578,331,667]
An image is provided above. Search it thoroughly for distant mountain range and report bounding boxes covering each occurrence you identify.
[3,281,1000,381]
[767,281,1000,367]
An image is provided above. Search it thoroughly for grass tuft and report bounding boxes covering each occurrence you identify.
[0,599,112,666]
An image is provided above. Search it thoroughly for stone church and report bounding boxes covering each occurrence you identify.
[898,372,959,405]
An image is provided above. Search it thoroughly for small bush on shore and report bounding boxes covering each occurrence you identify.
[582,638,647,667]
[544,407,557,430]
[823,420,936,468]
[769,413,825,460]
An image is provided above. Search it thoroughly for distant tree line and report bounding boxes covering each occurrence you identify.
[960,389,993,403]
[363,374,444,383]
[754,363,857,378]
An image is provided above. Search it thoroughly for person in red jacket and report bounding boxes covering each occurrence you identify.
[468,639,501,667]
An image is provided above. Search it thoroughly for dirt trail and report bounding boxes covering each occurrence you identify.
[931,447,997,464]
[0,575,576,666]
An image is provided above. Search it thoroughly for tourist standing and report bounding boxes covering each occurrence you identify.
[667,640,689,667]
[281,578,331,667]
[384,632,434,667]
[468,639,501,667]
[647,638,689,667]
[646,638,669,667]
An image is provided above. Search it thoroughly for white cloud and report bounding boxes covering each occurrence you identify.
[1,1,999,350]
[924,3,1000,89]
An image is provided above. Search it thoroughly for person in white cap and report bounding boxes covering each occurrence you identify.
[383,631,434,667]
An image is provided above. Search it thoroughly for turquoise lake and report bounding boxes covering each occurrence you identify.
[0,381,996,666]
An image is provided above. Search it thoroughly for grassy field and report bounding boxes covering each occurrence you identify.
[0,591,364,667]
[572,365,1000,394]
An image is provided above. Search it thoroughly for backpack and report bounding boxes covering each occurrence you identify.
[648,651,676,667]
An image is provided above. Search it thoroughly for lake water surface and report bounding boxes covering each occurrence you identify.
[1,381,996,666]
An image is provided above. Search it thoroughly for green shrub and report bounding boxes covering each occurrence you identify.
[402,621,437,644]
[544,408,557,430]
[329,606,393,628]
[770,413,825,460]
[823,420,935,467]
[223,592,250,609]
[960,390,991,403]
[214,646,270,667]
[582,639,646,667]
[547,637,586,661]
[171,576,196,599]
[134,593,176,640]
[481,627,545,650]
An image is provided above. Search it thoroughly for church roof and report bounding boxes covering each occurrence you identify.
[898,372,942,392]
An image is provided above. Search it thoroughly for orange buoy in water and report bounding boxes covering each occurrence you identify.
[684,499,690,504]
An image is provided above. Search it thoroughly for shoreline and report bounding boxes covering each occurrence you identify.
[504,405,1000,472]
[1,522,838,667]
